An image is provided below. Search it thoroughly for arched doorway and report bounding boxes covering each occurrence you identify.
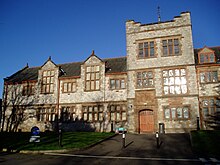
[139,110,154,133]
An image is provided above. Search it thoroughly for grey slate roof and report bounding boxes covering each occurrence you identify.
[4,56,127,83]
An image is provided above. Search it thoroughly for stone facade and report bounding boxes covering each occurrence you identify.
[1,12,219,133]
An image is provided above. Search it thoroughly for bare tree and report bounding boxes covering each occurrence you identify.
[1,82,35,132]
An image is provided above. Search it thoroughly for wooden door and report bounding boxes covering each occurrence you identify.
[139,110,154,133]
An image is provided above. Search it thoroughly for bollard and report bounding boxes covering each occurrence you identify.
[155,132,159,149]
[59,129,62,147]
[197,117,200,130]
[122,132,126,148]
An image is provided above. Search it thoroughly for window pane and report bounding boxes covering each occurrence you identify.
[210,99,214,106]
[150,41,154,56]
[169,77,174,85]
[175,77,181,85]
[94,113,98,121]
[164,108,170,119]
[139,50,144,58]
[168,40,173,55]
[144,47,149,57]
[121,80,125,88]
[200,73,205,83]
[203,100,209,107]
[210,107,215,115]
[95,72,99,79]
[137,79,142,87]
[110,80,115,89]
[91,73,95,80]
[163,70,168,77]
[43,71,47,76]
[83,113,87,120]
[181,77,186,84]
[91,81,95,90]
[180,69,186,76]
[149,79,154,86]
[96,65,100,72]
[169,70,174,76]
[86,81,90,90]
[86,73,90,80]
[111,112,115,121]
[72,83,76,91]
[148,71,153,78]
[175,86,181,94]
[171,108,176,119]
[116,112,120,121]
[122,112,126,121]
[213,71,218,82]
[164,86,169,95]
[210,54,215,62]
[99,112,103,121]
[177,108,182,118]
[170,86,175,94]
[203,108,208,117]
[88,113,93,121]
[200,54,204,63]
[86,66,91,72]
[115,80,120,89]
[183,107,189,118]
[142,72,147,78]
[68,83,72,92]
[137,72,142,79]
[181,85,187,94]
[164,78,169,85]
[175,69,180,76]
[143,79,148,87]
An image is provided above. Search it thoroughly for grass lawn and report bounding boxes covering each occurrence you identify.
[191,130,220,158]
[0,132,114,151]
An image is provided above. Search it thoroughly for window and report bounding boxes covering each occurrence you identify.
[164,106,190,120]
[163,68,187,95]
[201,98,220,118]
[199,53,216,64]
[41,70,54,94]
[85,65,100,91]
[162,38,180,56]
[136,71,154,88]
[63,81,77,93]
[82,106,103,122]
[37,107,56,122]
[22,83,35,96]
[109,105,127,122]
[110,79,126,90]
[138,41,155,58]
[199,71,218,83]
[61,106,77,122]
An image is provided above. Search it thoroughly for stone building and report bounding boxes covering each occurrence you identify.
[1,12,220,133]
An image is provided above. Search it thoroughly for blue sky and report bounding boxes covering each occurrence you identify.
[0,0,220,97]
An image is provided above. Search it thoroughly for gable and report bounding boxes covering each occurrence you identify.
[198,47,214,54]
[41,58,58,70]
[84,55,103,65]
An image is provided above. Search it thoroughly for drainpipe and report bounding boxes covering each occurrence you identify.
[56,76,61,130]
[195,65,201,130]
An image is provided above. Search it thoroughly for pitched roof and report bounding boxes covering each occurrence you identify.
[194,46,220,64]
[4,56,127,83]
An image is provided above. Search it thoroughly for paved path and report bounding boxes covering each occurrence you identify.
[71,133,196,159]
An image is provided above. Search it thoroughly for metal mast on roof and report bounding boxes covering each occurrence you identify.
[157,6,161,23]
